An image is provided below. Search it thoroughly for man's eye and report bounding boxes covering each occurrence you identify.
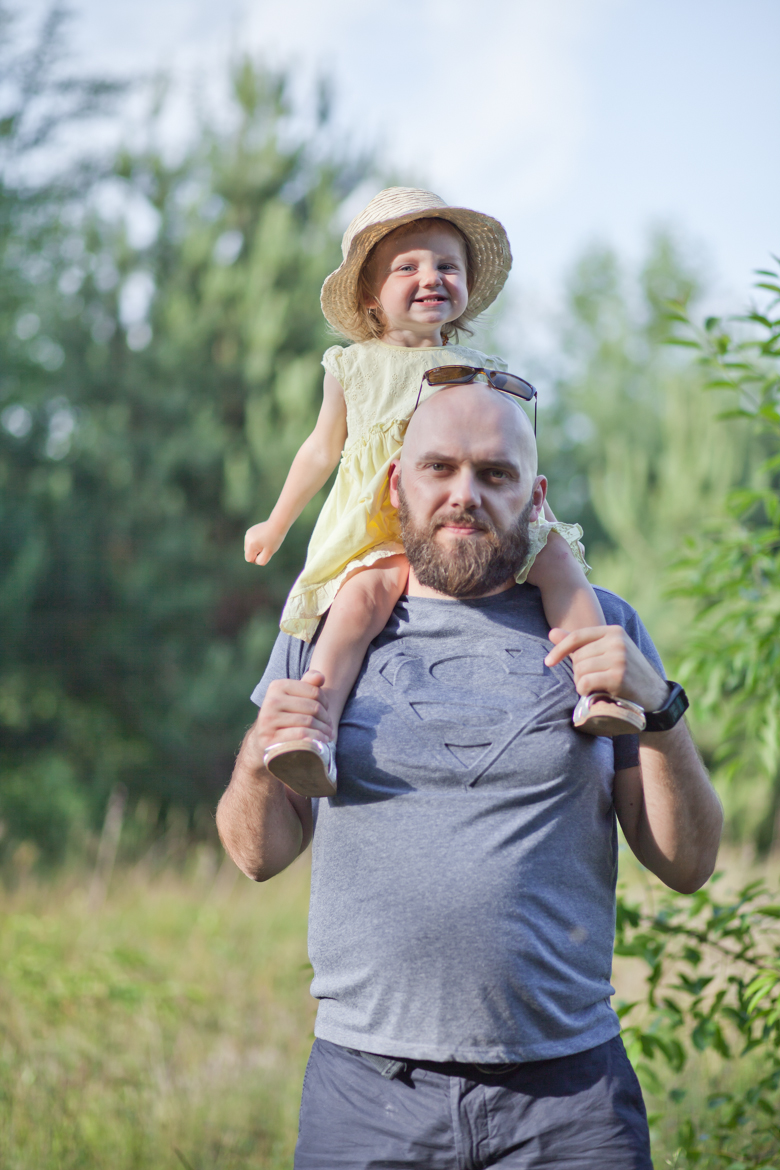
[486,469,508,480]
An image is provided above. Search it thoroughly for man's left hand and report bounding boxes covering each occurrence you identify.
[544,626,669,712]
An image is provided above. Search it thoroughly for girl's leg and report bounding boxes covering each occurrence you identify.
[526,531,605,630]
[264,556,409,797]
[528,534,645,735]
[311,554,409,730]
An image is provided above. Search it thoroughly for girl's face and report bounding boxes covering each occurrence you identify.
[366,222,469,340]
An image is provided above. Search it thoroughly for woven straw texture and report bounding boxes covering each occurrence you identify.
[321,187,512,342]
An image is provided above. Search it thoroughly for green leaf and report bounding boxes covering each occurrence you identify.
[691,1018,717,1051]
[706,1093,732,1109]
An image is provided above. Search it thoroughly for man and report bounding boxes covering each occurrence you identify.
[217,381,722,1169]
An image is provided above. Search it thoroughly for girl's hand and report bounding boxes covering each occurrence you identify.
[245,520,285,565]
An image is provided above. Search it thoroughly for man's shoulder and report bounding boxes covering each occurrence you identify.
[593,586,638,626]
[593,585,643,633]
[593,586,665,677]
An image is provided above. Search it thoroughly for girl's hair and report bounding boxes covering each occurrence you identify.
[356,217,475,343]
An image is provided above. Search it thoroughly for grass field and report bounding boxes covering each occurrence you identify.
[0,847,313,1170]
[1,840,777,1169]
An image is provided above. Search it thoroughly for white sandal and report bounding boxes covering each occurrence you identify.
[263,739,337,797]
[572,693,647,736]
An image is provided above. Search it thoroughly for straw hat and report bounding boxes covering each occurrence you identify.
[321,187,512,342]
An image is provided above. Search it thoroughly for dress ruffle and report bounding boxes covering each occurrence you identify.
[281,541,404,642]
[516,519,589,583]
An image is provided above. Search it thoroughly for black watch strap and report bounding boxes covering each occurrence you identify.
[643,681,689,732]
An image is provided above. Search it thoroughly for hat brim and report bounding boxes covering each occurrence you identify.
[321,206,512,342]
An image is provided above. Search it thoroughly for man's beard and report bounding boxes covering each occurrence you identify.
[397,485,533,599]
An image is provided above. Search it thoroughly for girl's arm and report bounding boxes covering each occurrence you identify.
[526,497,606,632]
[245,372,348,565]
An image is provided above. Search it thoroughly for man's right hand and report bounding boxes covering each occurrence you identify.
[217,669,327,881]
[256,669,333,751]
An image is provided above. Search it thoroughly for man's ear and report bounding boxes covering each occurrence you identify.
[388,461,401,509]
[529,474,547,522]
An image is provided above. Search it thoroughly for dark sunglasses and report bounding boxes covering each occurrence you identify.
[414,365,538,433]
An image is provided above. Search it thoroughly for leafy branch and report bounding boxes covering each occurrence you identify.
[665,262,780,852]
[616,878,780,1167]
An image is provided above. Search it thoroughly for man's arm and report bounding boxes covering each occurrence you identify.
[216,670,330,881]
[546,625,723,894]
[613,727,722,894]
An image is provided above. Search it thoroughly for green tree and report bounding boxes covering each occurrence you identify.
[670,262,780,851]
[0,10,368,856]
[0,2,126,858]
[537,234,758,667]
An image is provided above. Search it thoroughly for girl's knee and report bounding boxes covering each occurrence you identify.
[377,554,410,593]
[343,558,408,603]
[325,563,407,635]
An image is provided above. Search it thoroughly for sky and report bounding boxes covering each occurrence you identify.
[26,0,780,324]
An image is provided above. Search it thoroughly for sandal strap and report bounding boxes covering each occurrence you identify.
[573,693,646,719]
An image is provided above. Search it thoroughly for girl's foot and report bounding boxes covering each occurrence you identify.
[572,693,647,737]
[263,739,337,797]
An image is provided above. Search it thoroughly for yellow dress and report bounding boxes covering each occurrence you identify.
[280,339,586,642]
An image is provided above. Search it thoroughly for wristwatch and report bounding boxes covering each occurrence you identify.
[643,681,689,732]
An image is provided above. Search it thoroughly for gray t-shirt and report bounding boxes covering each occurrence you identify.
[251,584,663,1063]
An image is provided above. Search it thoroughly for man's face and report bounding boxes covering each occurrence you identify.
[397,482,535,598]
[389,384,546,598]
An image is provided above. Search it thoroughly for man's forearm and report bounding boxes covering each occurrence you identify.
[616,722,723,894]
[216,724,312,881]
[546,623,722,893]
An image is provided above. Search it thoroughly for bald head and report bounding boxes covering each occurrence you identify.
[402,382,538,484]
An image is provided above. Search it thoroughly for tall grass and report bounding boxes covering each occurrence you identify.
[1,838,777,1168]
[0,849,313,1170]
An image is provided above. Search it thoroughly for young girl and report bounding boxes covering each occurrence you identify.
[245,188,644,797]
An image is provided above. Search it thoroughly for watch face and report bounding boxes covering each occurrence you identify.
[645,684,688,732]
[670,689,689,721]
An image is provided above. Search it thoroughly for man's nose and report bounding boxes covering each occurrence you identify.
[448,467,481,510]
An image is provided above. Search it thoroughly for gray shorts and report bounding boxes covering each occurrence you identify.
[294,1035,652,1169]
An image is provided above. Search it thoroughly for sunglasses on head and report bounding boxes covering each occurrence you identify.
[414,366,538,433]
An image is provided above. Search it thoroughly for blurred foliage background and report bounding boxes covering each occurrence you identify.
[1,5,367,860]
[3,6,780,1169]
[534,239,776,849]
[1,3,778,861]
